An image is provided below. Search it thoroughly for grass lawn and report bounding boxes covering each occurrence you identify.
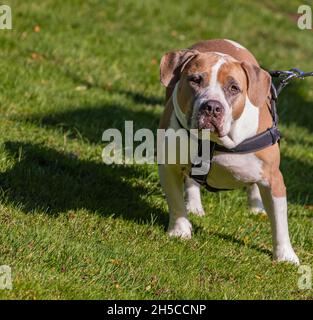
[0,0,313,299]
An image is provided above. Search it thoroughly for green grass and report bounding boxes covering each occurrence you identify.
[0,0,313,299]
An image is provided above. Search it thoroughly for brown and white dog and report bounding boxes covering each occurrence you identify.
[158,39,299,264]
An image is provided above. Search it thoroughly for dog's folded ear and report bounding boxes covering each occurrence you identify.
[160,49,199,88]
[241,62,271,107]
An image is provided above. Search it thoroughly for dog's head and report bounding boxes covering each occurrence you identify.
[160,49,271,138]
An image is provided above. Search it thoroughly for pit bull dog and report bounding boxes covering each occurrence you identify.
[158,39,299,264]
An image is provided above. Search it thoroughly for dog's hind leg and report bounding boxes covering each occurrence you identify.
[247,183,265,214]
[184,176,205,216]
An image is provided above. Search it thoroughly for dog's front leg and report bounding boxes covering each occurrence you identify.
[257,171,299,264]
[185,176,205,216]
[159,164,192,239]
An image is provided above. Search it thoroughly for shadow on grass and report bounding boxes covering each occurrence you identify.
[3,78,312,254]
[211,231,272,257]
[263,80,313,205]
[64,69,164,107]
[16,96,313,211]
[0,141,167,227]
[281,155,313,206]
[275,81,313,134]
[24,102,160,144]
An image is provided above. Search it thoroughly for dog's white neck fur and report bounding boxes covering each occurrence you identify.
[229,96,259,144]
[217,96,259,148]
[172,81,189,130]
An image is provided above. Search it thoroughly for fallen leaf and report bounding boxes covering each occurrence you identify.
[258,213,268,220]
[154,288,170,296]
[68,211,76,220]
[171,30,177,37]
[75,85,87,91]
[110,259,122,265]
[151,275,158,285]
[33,25,41,33]
[243,236,250,245]
[31,52,43,61]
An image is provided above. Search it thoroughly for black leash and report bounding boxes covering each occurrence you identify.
[269,68,313,96]
[188,68,313,191]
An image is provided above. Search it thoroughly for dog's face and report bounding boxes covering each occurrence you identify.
[160,50,271,138]
[178,52,247,137]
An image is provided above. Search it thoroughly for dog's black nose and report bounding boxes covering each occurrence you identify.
[200,100,223,116]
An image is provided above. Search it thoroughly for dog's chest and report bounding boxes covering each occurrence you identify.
[206,152,263,189]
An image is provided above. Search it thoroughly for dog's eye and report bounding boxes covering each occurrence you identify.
[188,74,202,85]
[229,84,240,94]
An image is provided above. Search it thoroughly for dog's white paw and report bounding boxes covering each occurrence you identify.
[168,217,192,239]
[250,205,266,215]
[186,201,205,216]
[273,246,300,265]
[247,184,266,215]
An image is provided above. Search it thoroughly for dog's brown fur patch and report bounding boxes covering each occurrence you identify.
[217,62,248,120]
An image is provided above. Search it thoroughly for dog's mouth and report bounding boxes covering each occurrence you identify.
[197,114,225,137]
